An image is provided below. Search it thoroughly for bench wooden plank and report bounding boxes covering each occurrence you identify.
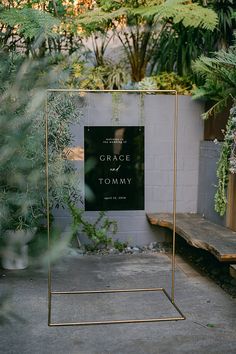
[147,213,236,262]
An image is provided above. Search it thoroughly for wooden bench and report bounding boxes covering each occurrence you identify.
[146,213,236,263]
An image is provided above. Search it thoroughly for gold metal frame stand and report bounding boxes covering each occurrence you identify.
[46,89,186,326]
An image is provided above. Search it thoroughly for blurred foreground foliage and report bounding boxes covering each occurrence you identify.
[0,52,82,261]
[0,51,84,323]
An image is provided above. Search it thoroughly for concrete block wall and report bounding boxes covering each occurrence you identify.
[197,140,225,226]
[53,93,204,245]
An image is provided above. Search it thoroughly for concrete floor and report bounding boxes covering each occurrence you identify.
[1,252,236,354]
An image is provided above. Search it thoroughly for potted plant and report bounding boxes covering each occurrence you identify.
[1,229,36,270]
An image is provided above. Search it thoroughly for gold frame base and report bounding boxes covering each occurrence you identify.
[48,287,185,327]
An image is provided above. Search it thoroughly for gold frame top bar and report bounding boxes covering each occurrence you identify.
[46,89,177,93]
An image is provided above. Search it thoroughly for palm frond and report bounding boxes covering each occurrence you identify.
[193,46,236,118]
[201,98,228,120]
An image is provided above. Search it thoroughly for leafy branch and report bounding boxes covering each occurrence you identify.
[68,203,118,251]
[215,104,236,216]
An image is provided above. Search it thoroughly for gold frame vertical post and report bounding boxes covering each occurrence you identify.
[171,92,178,303]
[45,89,185,326]
[45,92,52,326]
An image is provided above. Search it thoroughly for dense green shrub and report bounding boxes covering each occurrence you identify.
[138,73,195,95]
[66,58,130,89]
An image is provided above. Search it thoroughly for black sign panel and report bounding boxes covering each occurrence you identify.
[84,126,144,211]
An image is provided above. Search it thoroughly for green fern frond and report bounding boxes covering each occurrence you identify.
[132,0,217,30]
[78,7,129,27]
[0,8,60,39]
[157,0,218,30]
[78,0,217,31]
[132,5,160,18]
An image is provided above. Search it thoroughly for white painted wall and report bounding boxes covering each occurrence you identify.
[53,93,204,245]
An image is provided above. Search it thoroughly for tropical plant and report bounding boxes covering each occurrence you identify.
[151,0,236,76]
[151,24,213,76]
[193,43,236,215]
[207,0,236,49]
[192,44,236,119]
[77,0,218,81]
